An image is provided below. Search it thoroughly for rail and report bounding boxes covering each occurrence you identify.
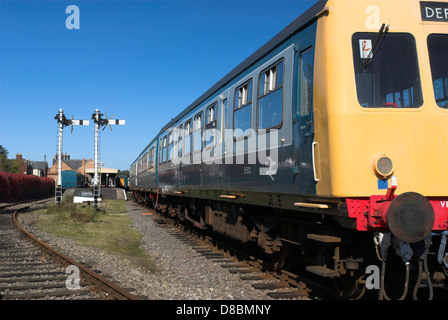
[11,210,140,300]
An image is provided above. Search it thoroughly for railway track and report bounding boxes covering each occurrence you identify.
[167,227,311,300]
[0,199,140,300]
[151,213,331,300]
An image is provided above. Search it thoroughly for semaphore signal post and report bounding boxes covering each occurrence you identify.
[54,108,90,204]
[91,109,125,209]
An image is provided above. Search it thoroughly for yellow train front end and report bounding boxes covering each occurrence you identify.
[313,0,448,243]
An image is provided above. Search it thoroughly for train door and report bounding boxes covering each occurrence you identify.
[295,22,317,194]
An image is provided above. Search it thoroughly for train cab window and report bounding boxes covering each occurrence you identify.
[184,120,192,156]
[352,33,422,108]
[258,60,284,129]
[205,103,217,148]
[193,113,203,152]
[234,80,253,139]
[428,34,448,108]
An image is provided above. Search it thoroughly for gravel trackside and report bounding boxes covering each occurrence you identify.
[18,200,277,300]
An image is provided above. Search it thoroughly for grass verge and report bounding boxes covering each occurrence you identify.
[26,196,157,273]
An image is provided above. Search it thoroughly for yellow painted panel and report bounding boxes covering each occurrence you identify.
[313,0,448,197]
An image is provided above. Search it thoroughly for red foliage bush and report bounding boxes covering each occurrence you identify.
[0,172,55,202]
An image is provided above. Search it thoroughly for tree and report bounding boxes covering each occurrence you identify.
[0,145,21,173]
[0,145,10,172]
[0,154,10,172]
[0,145,8,157]
[117,169,130,177]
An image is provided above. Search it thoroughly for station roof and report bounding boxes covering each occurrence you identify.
[85,168,118,175]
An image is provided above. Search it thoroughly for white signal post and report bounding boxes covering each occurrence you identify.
[54,108,90,204]
[91,109,125,209]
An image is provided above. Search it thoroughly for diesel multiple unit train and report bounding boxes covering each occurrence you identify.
[130,0,448,299]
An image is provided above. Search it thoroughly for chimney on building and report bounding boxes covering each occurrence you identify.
[82,157,85,174]
[16,153,22,161]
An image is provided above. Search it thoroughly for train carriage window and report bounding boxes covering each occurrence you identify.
[428,34,448,108]
[221,98,228,142]
[130,164,136,178]
[205,103,217,148]
[142,150,148,171]
[159,140,162,164]
[148,147,155,169]
[258,60,284,129]
[159,139,162,165]
[207,104,216,124]
[177,124,183,157]
[352,33,422,108]
[193,113,203,152]
[138,158,143,173]
[234,80,253,139]
[163,136,167,163]
[167,131,173,162]
[184,120,192,156]
[160,136,167,163]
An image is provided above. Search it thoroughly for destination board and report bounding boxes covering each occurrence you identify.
[421,1,448,22]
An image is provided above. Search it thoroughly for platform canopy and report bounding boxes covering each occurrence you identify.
[85,167,119,186]
[85,167,118,175]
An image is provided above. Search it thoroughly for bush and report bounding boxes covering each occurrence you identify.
[46,195,104,224]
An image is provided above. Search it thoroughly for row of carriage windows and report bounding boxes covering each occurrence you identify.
[148,59,287,167]
[133,50,316,172]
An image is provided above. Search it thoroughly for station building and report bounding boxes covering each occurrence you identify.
[47,153,119,187]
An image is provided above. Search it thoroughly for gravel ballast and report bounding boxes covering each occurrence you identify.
[18,200,280,300]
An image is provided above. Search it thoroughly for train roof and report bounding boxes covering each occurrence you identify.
[159,0,327,134]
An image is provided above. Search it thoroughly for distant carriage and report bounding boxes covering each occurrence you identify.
[61,170,86,190]
[115,175,128,189]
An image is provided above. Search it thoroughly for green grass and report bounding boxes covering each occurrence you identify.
[26,196,157,273]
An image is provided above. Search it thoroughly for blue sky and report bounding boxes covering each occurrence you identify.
[0,0,316,171]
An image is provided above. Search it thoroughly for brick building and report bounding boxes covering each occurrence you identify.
[9,153,49,177]
[47,153,118,186]
[47,153,95,183]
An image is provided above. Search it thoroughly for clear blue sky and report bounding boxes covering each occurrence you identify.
[0,0,316,171]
